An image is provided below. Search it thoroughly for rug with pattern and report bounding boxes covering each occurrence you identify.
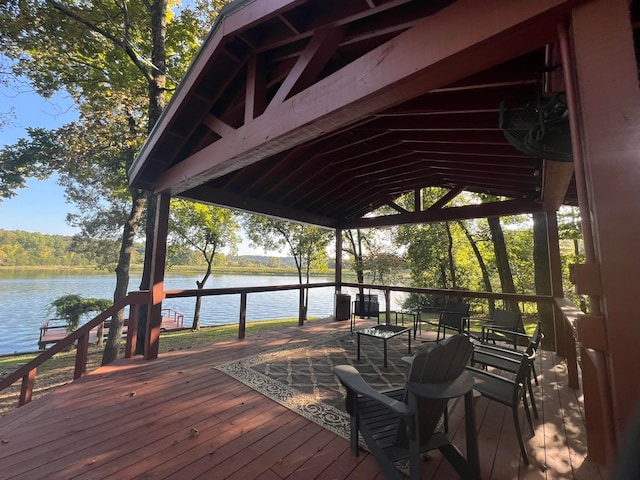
[215,329,414,439]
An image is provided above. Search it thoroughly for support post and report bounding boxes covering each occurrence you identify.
[335,228,343,291]
[563,0,640,459]
[145,193,170,360]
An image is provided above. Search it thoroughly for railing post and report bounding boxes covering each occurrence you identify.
[74,333,89,380]
[125,304,139,359]
[19,369,36,407]
[384,288,391,325]
[239,292,247,339]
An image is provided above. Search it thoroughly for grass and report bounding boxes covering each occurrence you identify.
[0,317,315,415]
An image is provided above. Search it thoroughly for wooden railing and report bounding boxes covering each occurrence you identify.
[1,281,583,411]
[0,290,150,408]
[163,282,335,338]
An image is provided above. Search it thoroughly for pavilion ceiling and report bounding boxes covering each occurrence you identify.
[130,0,579,229]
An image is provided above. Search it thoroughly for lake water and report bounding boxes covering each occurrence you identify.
[0,270,407,355]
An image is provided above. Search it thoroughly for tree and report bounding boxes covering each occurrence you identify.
[49,294,111,347]
[244,215,332,322]
[487,216,519,312]
[169,199,240,330]
[0,0,228,364]
[458,220,495,314]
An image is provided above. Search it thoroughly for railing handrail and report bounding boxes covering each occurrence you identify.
[164,281,335,298]
[0,291,149,394]
[164,281,553,304]
[339,282,554,304]
[0,281,562,411]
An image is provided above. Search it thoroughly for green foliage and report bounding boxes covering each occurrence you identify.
[49,294,111,333]
[243,214,333,282]
[0,229,97,267]
[168,199,241,266]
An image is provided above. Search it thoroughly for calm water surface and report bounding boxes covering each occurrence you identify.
[0,270,406,355]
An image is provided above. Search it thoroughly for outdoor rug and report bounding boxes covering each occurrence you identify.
[215,330,414,440]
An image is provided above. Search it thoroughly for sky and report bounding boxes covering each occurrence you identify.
[0,82,80,236]
[0,80,266,255]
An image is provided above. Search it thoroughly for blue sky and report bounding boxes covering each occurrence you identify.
[0,81,270,255]
[0,82,80,236]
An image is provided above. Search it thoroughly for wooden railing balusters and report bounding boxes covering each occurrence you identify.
[2,284,587,413]
[19,369,36,406]
[125,304,139,359]
[74,333,89,379]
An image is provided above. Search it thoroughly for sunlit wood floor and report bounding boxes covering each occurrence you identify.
[0,318,607,479]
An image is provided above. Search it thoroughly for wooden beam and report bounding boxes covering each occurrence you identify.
[428,185,465,211]
[152,0,578,194]
[341,198,542,229]
[268,26,345,108]
[245,54,267,121]
[203,114,236,138]
[541,160,574,210]
[182,184,338,228]
[384,200,409,214]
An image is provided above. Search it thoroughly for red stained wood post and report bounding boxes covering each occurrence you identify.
[74,333,89,380]
[568,0,640,461]
[384,288,391,325]
[19,369,36,407]
[145,193,170,360]
[125,304,139,359]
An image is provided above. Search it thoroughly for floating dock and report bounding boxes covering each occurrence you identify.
[38,308,185,349]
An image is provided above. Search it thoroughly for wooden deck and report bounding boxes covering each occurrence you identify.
[0,318,607,479]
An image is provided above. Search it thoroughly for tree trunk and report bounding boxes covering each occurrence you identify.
[487,216,519,312]
[102,188,146,365]
[445,222,456,289]
[192,258,213,331]
[345,229,366,315]
[458,221,495,314]
[135,0,168,355]
[533,212,555,348]
[193,295,203,331]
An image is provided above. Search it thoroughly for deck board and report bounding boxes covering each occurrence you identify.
[0,318,607,479]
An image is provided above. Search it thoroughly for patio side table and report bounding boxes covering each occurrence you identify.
[356,324,412,367]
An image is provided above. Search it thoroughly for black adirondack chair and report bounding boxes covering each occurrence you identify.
[334,335,480,480]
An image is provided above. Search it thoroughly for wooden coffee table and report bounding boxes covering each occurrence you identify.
[356,324,412,367]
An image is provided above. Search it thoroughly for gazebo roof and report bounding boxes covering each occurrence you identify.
[129,0,578,229]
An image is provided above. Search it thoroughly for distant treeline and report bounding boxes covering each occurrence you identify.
[0,230,95,267]
[0,230,302,269]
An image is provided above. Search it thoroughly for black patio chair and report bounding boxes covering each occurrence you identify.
[471,321,543,420]
[467,351,535,464]
[415,300,470,342]
[334,335,480,480]
[472,308,525,348]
